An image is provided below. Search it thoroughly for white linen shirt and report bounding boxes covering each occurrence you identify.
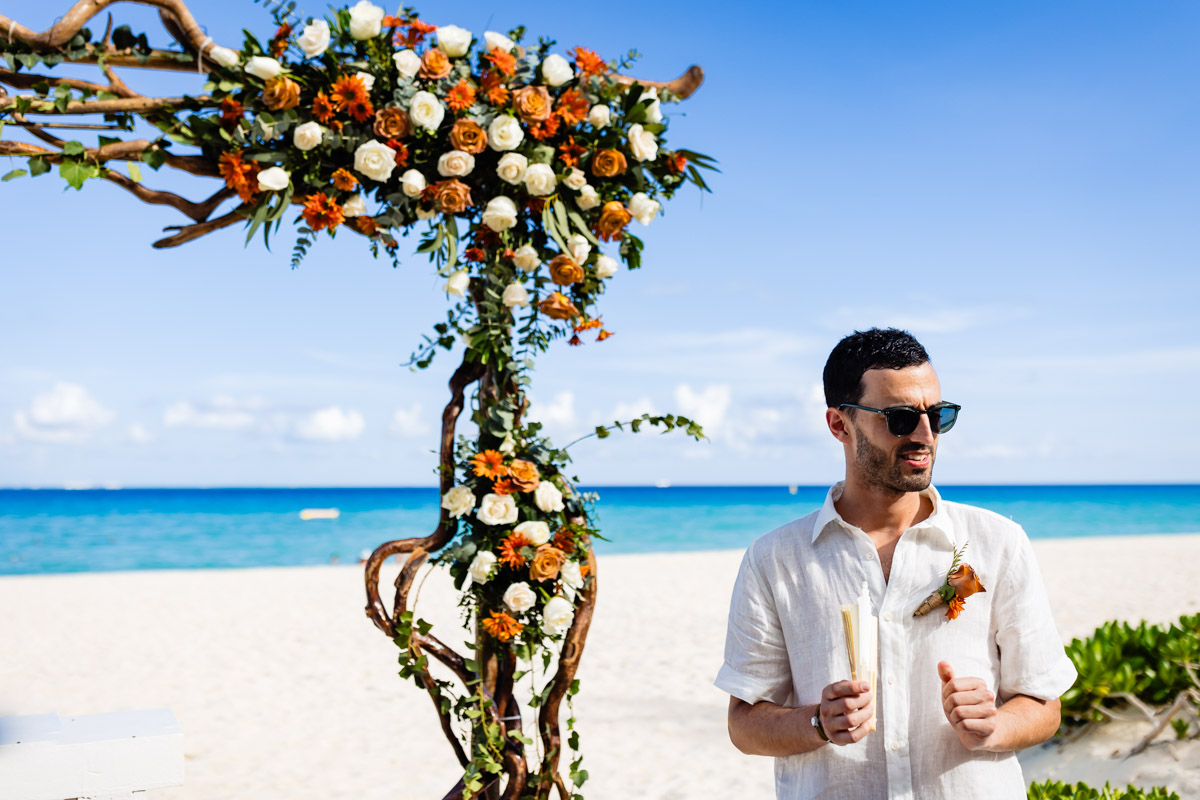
[715,483,1077,800]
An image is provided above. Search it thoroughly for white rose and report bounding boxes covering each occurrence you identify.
[259,120,281,141]
[436,25,472,57]
[576,185,600,211]
[476,492,518,525]
[441,485,476,518]
[594,254,618,279]
[498,434,516,455]
[495,152,528,184]
[468,551,497,584]
[559,560,584,590]
[409,91,445,131]
[393,49,421,78]
[503,582,536,613]
[348,0,384,40]
[567,234,591,265]
[512,245,540,273]
[342,194,367,217]
[437,150,476,178]
[488,115,524,152]
[297,19,330,58]
[256,166,290,191]
[208,45,240,69]
[533,481,564,513]
[482,196,519,232]
[541,53,574,87]
[523,163,556,196]
[416,206,437,220]
[628,192,661,225]
[587,104,610,128]
[244,56,282,81]
[514,520,551,546]
[400,168,426,198]
[563,167,587,191]
[353,140,398,183]
[640,87,663,124]
[355,71,376,93]
[444,269,470,298]
[628,123,658,162]
[501,282,529,308]
[542,596,575,635]
[292,121,323,151]
[484,31,515,52]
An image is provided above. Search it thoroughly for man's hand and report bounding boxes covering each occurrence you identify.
[938,661,999,751]
[820,680,874,745]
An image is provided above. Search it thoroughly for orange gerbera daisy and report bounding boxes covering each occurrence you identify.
[482,610,523,642]
[345,96,375,123]
[666,152,688,175]
[332,168,358,192]
[302,192,344,233]
[558,136,587,168]
[312,92,336,124]
[217,151,259,203]
[269,23,292,58]
[397,17,436,48]
[330,75,369,110]
[445,79,476,113]
[573,317,603,333]
[350,215,378,236]
[570,47,607,77]
[219,96,244,128]
[527,114,560,141]
[464,247,486,262]
[498,532,531,568]
[480,71,510,106]
[946,595,966,621]
[484,47,516,76]
[568,335,582,346]
[552,528,576,552]
[555,89,590,126]
[596,329,614,342]
[384,139,409,167]
[492,477,518,495]
[471,449,508,479]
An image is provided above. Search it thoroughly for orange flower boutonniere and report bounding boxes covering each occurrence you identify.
[913,542,986,620]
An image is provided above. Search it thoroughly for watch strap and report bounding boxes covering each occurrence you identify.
[811,709,830,743]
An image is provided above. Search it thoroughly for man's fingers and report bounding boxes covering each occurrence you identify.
[937,661,954,683]
[823,680,871,700]
[941,676,988,701]
[942,687,995,716]
[948,701,998,724]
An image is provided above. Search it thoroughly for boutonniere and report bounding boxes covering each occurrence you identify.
[913,541,986,621]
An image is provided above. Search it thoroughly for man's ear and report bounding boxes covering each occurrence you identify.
[826,407,852,444]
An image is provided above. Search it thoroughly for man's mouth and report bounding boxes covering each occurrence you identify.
[898,450,932,468]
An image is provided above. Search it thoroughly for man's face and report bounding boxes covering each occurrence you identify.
[843,362,943,495]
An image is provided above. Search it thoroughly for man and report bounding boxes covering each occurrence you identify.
[716,328,1076,799]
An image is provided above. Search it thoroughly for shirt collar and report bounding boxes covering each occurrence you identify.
[812,481,956,547]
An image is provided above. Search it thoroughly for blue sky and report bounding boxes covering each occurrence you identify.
[2,0,1198,487]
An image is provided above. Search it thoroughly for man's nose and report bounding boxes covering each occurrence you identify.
[909,411,937,444]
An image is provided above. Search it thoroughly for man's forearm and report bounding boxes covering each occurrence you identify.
[727,698,826,757]
[986,696,1060,752]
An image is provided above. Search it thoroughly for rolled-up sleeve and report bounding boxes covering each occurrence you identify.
[714,547,793,706]
[992,529,1078,701]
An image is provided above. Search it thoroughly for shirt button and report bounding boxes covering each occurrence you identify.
[884,612,894,622]
[866,551,876,561]
[890,741,901,752]
[887,675,896,685]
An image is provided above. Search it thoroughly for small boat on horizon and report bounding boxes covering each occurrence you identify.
[299,508,340,520]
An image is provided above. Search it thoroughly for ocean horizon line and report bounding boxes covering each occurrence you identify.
[3,481,1200,491]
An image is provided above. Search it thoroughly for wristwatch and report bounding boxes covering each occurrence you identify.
[811,709,830,743]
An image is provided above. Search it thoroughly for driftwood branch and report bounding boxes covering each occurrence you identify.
[1127,689,1199,757]
[152,208,245,247]
[616,65,705,99]
[0,94,205,114]
[104,172,233,222]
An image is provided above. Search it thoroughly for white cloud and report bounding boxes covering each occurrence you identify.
[674,383,732,435]
[292,406,365,442]
[13,383,114,442]
[530,391,577,428]
[390,404,431,438]
[605,396,658,422]
[163,395,264,430]
[127,423,155,444]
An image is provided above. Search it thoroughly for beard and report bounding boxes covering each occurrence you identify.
[854,432,935,495]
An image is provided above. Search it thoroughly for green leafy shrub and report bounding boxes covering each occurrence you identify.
[1060,612,1200,726]
[1027,780,1180,800]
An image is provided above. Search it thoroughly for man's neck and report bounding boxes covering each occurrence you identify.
[834,476,933,540]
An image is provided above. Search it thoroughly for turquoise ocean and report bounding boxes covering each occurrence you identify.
[2,485,1199,576]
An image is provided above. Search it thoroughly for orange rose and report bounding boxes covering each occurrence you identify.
[373,107,410,139]
[538,292,580,320]
[508,459,540,491]
[513,85,552,123]
[595,201,632,242]
[591,149,627,178]
[434,179,473,213]
[548,255,584,286]
[262,76,300,111]
[947,564,986,599]
[419,48,451,80]
[449,119,488,154]
[529,545,567,581]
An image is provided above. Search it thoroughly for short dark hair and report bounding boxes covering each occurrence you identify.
[823,328,931,408]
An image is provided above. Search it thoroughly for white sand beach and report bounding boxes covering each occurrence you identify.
[3,534,1199,799]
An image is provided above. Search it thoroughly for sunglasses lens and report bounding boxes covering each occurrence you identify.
[935,405,959,434]
[885,409,920,437]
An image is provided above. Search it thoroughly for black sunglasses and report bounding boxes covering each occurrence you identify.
[839,402,961,437]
